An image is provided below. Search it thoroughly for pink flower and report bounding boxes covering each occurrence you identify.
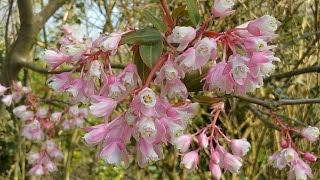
[22,120,44,141]
[167,102,199,125]
[175,47,197,73]
[288,159,313,180]
[28,164,45,176]
[2,94,13,106]
[47,72,72,92]
[94,33,122,54]
[44,140,64,160]
[247,15,281,39]
[243,37,273,52]
[83,123,108,146]
[118,64,142,91]
[210,149,220,164]
[89,60,103,78]
[221,152,242,173]
[27,152,40,165]
[44,49,69,69]
[89,95,117,117]
[44,160,58,172]
[211,0,236,17]
[173,134,193,153]
[67,78,84,101]
[230,139,251,157]
[210,163,222,180]
[155,59,184,83]
[19,111,34,121]
[60,43,86,62]
[269,148,299,170]
[203,62,234,94]
[180,151,199,172]
[130,88,157,117]
[100,141,129,166]
[0,84,7,96]
[167,26,196,51]
[161,79,188,100]
[50,112,62,122]
[106,76,126,99]
[138,116,157,141]
[301,126,319,142]
[36,108,48,119]
[13,105,27,117]
[197,132,209,148]
[227,54,250,85]
[137,138,161,167]
[194,37,217,70]
[62,119,74,130]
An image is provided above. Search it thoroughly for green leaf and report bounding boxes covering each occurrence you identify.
[134,49,151,83]
[186,0,201,26]
[139,41,163,69]
[120,27,162,45]
[142,10,167,33]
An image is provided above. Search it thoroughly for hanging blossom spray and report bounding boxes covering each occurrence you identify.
[36,0,320,179]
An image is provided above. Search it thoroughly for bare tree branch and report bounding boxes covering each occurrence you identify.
[247,105,281,130]
[17,60,125,74]
[264,64,320,83]
[37,0,68,24]
[233,95,320,109]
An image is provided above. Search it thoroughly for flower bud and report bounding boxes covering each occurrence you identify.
[210,149,220,164]
[304,152,317,162]
[180,151,199,172]
[210,163,222,180]
[174,134,193,153]
[197,132,209,148]
[280,137,289,148]
[230,139,251,157]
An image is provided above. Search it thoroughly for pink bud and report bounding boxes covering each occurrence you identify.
[210,163,222,180]
[304,152,317,162]
[230,139,251,157]
[174,134,193,153]
[197,132,209,148]
[0,84,8,96]
[281,138,289,148]
[50,112,62,122]
[89,95,117,117]
[210,149,220,164]
[167,26,196,51]
[180,151,199,172]
[2,94,13,106]
[84,124,108,146]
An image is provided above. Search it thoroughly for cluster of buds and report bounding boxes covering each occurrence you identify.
[178,104,251,179]
[28,140,64,176]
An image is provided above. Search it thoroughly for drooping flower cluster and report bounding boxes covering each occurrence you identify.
[62,105,88,130]
[28,140,64,176]
[0,82,67,176]
[0,81,31,106]
[84,87,198,167]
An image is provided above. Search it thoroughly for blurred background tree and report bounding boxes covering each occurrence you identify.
[0,0,319,179]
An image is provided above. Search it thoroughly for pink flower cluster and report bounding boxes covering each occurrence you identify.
[84,87,198,167]
[0,82,30,106]
[62,105,88,130]
[28,140,64,176]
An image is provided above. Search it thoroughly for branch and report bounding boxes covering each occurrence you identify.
[264,64,320,83]
[247,105,281,130]
[233,95,320,109]
[17,60,125,74]
[37,0,68,24]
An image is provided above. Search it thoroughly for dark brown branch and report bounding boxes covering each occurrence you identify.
[37,0,68,24]
[264,64,320,83]
[247,105,281,130]
[17,60,125,74]
[233,95,320,109]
